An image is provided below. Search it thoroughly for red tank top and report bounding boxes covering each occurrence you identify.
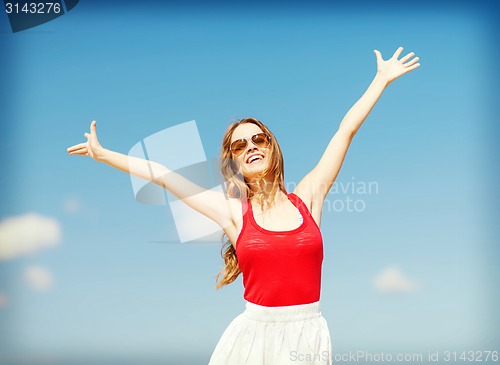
[235,193,324,307]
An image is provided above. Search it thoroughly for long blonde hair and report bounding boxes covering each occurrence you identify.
[215,117,286,289]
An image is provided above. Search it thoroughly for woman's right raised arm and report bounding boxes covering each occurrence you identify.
[67,120,235,229]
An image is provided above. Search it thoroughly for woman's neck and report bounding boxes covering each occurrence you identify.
[247,175,274,195]
[246,177,286,209]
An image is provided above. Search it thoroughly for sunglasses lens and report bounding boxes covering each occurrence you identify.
[231,140,247,154]
[231,133,270,155]
[252,133,269,147]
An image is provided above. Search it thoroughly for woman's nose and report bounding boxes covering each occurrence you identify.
[246,144,259,153]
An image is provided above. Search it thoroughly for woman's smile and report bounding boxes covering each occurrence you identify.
[246,153,265,164]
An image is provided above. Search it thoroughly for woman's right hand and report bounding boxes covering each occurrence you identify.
[67,120,104,161]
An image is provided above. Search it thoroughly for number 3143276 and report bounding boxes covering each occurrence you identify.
[5,2,62,14]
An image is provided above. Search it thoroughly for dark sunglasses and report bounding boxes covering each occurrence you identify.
[230,133,271,156]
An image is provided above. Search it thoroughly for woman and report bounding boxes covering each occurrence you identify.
[67,46,420,365]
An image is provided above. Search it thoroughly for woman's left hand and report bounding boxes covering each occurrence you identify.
[374,46,420,85]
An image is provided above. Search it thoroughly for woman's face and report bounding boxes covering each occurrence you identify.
[230,123,271,179]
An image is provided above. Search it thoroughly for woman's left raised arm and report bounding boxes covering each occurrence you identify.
[296,46,420,202]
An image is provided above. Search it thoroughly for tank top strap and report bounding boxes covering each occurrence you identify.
[241,198,250,221]
[235,198,250,250]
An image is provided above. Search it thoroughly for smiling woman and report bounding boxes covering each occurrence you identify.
[66,46,420,365]
[221,118,286,210]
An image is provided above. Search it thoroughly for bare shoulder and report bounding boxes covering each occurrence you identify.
[292,175,314,211]
[221,197,243,248]
[293,175,323,227]
[227,197,243,230]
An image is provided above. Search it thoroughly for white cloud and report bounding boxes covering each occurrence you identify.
[373,266,420,294]
[0,292,7,308]
[24,266,54,291]
[0,213,61,260]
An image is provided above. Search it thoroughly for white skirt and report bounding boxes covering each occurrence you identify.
[208,301,332,365]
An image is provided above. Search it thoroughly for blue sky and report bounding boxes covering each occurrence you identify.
[0,1,499,364]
